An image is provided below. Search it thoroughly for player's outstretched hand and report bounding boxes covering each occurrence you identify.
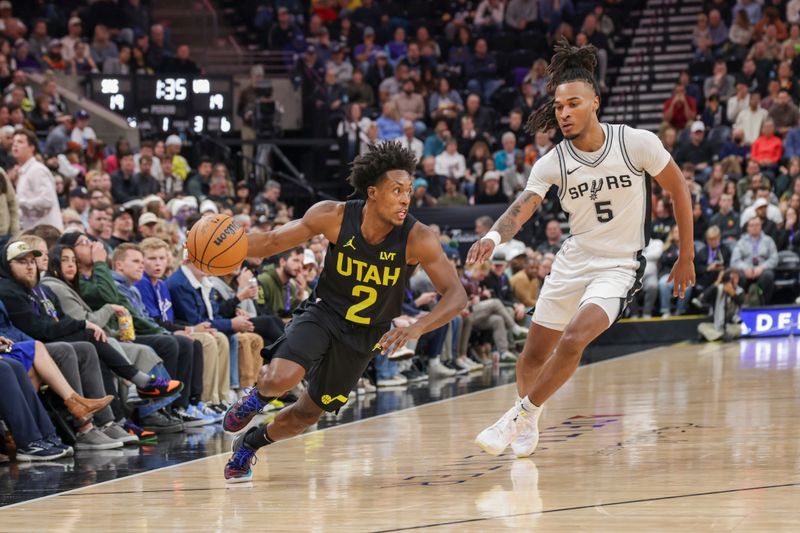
[668,257,696,298]
[466,238,495,265]
[378,324,422,357]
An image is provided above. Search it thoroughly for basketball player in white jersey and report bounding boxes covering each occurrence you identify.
[467,40,696,457]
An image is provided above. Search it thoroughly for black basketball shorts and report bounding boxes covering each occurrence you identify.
[263,299,388,412]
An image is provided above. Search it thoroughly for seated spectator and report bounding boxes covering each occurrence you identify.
[86,204,113,245]
[134,238,230,417]
[411,178,437,210]
[731,216,778,305]
[510,255,540,308]
[502,151,530,200]
[345,68,374,108]
[750,119,783,168]
[741,190,783,231]
[766,89,800,136]
[90,25,119,66]
[423,120,450,157]
[729,10,754,57]
[485,254,526,324]
[111,152,141,203]
[437,176,469,206]
[397,120,423,162]
[474,0,505,33]
[103,43,131,75]
[727,79,750,124]
[696,268,744,342]
[652,197,675,244]
[376,101,403,141]
[255,247,305,320]
[475,171,509,204]
[0,300,119,449]
[662,84,697,130]
[108,206,136,248]
[537,220,564,255]
[71,41,98,75]
[710,193,741,241]
[41,39,66,72]
[429,77,463,123]
[733,93,768,144]
[185,156,213,200]
[434,138,467,180]
[783,126,800,159]
[465,39,503,101]
[776,206,800,253]
[0,356,71,460]
[168,257,250,392]
[702,94,727,129]
[494,132,521,172]
[337,103,371,162]
[673,121,714,177]
[704,60,736,101]
[695,225,731,291]
[391,79,425,136]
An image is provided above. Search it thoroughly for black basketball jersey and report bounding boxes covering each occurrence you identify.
[315,199,417,327]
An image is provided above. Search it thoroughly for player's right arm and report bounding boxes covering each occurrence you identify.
[466,191,542,264]
[467,149,557,264]
[246,201,343,258]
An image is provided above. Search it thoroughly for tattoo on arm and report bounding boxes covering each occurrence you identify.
[493,191,540,242]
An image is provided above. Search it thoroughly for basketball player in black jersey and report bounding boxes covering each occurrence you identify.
[222,142,467,482]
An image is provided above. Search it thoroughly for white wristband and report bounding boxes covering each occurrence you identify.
[484,231,502,247]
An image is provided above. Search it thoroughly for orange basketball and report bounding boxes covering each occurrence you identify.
[186,214,248,276]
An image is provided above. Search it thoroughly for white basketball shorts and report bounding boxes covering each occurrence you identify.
[531,237,646,331]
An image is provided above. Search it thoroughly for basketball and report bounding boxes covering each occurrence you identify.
[186,214,248,276]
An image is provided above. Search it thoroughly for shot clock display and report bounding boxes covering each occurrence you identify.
[88,74,233,134]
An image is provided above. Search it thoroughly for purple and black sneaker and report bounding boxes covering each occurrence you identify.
[224,427,258,483]
[223,388,267,434]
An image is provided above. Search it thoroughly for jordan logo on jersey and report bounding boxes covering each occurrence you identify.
[343,236,356,250]
[569,174,632,200]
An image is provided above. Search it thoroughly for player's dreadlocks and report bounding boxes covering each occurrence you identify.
[347,141,418,197]
[526,38,601,135]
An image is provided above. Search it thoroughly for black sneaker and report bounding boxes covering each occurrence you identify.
[140,409,184,434]
[172,407,211,428]
[444,359,468,376]
[44,434,74,457]
[16,439,66,461]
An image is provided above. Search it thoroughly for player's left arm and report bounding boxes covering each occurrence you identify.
[652,159,696,297]
[377,224,468,356]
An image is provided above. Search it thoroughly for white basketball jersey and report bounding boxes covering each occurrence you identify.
[525,123,672,257]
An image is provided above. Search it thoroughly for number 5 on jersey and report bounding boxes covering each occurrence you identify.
[346,285,378,324]
[594,201,613,223]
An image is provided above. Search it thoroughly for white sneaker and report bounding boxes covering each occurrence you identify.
[499,351,517,365]
[428,357,457,377]
[456,355,482,371]
[475,401,530,456]
[511,405,542,458]
[376,374,408,387]
[512,324,529,337]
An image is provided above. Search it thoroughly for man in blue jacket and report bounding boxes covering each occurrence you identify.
[167,258,250,399]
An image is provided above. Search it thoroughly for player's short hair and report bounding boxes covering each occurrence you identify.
[347,141,417,197]
[526,38,600,134]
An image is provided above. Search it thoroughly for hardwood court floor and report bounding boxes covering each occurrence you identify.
[3,338,800,531]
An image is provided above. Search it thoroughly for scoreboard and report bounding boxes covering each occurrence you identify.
[88,74,233,135]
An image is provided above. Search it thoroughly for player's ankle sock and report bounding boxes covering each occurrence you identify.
[244,425,274,450]
[520,396,541,414]
[255,391,275,404]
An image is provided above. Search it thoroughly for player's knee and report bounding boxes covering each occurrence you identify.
[257,362,300,395]
[556,331,587,358]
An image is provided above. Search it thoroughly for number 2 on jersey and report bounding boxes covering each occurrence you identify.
[594,201,614,223]
[345,285,378,325]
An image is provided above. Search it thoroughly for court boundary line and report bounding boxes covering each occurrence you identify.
[0,343,674,511]
[369,480,800,532]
